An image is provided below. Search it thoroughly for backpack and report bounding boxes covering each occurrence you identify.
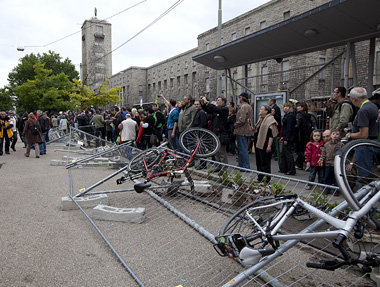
[32,122,39,135]
[337,100,358,122]
[153,111,165,129]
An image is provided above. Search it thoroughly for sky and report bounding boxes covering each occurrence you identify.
[0,0,268,87]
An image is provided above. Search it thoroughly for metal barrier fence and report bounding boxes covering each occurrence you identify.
[53,128,377,286]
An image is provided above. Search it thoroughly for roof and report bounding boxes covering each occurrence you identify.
[193,0,380,70]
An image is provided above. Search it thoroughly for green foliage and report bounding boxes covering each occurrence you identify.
[13,63,74,112]
[8,50,78,88]
[69,79,121,110]
[0,87,15,111]
[301,188,338,210]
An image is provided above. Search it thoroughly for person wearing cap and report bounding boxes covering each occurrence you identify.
[234,92,254,169]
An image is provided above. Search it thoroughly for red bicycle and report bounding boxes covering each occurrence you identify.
[126,128,220,192]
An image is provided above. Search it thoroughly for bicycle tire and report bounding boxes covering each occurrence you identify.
[334,139,380,210]
[179,128,220,158]
[219,197,289,248]
[128,148,161,173]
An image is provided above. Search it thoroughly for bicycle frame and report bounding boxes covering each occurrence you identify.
[248,189,380,242]
[141,139,201,180]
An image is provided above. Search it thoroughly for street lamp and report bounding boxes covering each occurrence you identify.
[216,0,222,97]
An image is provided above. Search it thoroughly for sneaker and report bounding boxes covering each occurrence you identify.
[11,146,16,152]
[305,185,312,190]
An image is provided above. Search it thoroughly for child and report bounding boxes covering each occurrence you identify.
[319,129,344,195]
[305,130,324,190]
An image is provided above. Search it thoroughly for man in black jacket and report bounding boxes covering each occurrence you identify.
[192,100,208,169]
[200,96,229,172]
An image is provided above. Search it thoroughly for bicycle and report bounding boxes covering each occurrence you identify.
[116,127,220,193]
[214,139,379,274]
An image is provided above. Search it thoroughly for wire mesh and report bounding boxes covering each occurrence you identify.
[57,129,378,287]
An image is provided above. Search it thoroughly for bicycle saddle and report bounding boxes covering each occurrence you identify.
[134,182,151,193]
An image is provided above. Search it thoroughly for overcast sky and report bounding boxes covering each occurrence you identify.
[0,0,268,87]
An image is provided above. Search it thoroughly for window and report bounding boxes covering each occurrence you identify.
[95,52,104,58]
[96,25,103,34]
[261,66,268,85]
[94,40,104,46]
[247,69,253,88]
[96,62,105,68]
[192,61,196,67]
[164,80,167,90]
[260,21,266,30]
[221,37,224,45]
[96,73,104,79]
[319,58,326,80]
[184,74,188,85]
[205,78,210,93]
[245,27,250,36]
[177,76,181,86]
[375,51,380,76]
[158,70,161,77]
[281,60,290,81]
[185,61,188,69]
[164,68,167,76]
[177,63,180,72]
[206,43,210,51]
[283,11,290,20]
[153,72,156,79]
[170,66,174,73]
[138,85,143,92]
[231,32,237,41]
[170,78,174,88]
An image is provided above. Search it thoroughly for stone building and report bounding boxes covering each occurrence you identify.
[81,18,112,91]
[104,0,380,107]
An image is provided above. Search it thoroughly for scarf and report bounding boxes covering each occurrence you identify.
[255,114,278,150]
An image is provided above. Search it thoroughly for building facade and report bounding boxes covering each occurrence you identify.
[81,18,112,91]
[104,0,380,107]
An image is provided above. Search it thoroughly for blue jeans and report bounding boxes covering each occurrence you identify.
[355,144,378,183]
[236,135,250,169]
[168,129,181,152]
[126,145,132,160]
[307,166,324,184]
[39,131,48,154]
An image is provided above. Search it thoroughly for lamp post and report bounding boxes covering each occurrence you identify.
[216,0,222,97]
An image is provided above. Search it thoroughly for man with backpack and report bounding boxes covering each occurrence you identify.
[327,87,355,134]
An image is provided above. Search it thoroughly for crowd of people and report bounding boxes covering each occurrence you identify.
[1,86,378,191]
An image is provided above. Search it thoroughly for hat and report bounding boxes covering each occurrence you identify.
[239,92,249,99]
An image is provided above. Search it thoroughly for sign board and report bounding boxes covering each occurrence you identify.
[254,92,287,124]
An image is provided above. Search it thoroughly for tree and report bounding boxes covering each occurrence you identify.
[0,87,14,112]
[8,50,78,88]
[69,79,121,110]
[14,62,74,112]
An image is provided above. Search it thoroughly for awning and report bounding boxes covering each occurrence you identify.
[193,0,380,70]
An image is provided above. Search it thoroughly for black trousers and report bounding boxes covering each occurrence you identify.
[0,135,11,154]
[255,147,272,182]
[280,141,296,173]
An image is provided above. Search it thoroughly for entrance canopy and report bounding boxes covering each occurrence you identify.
[193,0,380,70]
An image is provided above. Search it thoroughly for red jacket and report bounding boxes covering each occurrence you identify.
[305,141,324,166]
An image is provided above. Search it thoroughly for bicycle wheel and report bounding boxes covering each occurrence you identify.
[128,148,161,173]
[334,139,380,210]
[219,197,290,249]
[179,128,220,158]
